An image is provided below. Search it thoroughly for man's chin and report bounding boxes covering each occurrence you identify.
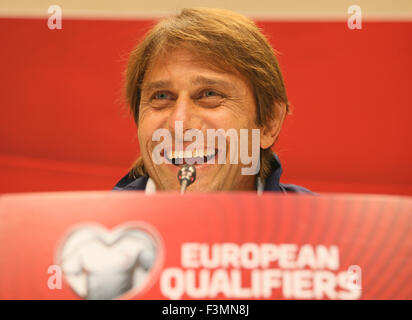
[154,170,221,192]
[154,181,220,192]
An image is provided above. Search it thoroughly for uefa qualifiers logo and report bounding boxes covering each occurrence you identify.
[49,222,164,300]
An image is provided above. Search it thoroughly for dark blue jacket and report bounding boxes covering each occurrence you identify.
[113,154,312,194]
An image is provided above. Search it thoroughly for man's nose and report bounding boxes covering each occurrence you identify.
[167,94,194,133]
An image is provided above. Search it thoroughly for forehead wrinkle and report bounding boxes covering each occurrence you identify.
[141,80,172,92]
[190,75,236,90]
[142,76,237,94]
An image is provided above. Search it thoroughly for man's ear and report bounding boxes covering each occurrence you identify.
[260,102,287,149]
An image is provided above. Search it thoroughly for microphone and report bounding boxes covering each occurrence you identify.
[177,165,196,194]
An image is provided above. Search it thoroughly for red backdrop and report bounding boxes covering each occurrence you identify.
[0,18,411,195]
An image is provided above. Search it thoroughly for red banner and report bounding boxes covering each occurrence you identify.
[0,192,411,299]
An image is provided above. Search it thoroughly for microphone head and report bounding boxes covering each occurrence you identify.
[177,165,196,187]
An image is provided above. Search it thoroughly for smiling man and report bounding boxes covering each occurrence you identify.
[114,8,312,194]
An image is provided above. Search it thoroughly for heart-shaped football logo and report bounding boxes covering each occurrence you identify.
[56,222,163,300]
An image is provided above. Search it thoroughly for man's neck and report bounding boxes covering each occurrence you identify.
[145,176,264,194]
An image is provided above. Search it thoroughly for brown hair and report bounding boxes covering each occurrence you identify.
[125,8,289,181]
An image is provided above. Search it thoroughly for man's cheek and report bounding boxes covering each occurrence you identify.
[138,129,152,151]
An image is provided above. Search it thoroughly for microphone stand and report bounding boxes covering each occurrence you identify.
[180,180,188,195]
[178,165,196,194]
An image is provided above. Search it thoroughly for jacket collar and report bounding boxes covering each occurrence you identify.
[264,153,283,192]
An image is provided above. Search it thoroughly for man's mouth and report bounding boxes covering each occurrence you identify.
[164,149,218,166]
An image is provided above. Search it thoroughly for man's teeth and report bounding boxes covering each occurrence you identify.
[167,150,216,159]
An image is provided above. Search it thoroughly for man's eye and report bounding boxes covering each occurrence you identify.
[195,90,225,108]
[202,90,220,98]
[153,91,172,100]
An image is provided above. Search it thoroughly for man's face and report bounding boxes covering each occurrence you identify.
[138,48,259,192]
